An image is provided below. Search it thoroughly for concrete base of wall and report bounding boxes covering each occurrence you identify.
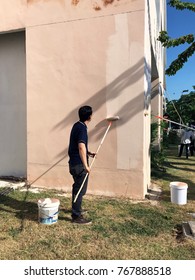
[28,164,146,199]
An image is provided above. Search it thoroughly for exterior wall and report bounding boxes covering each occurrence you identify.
[144,0,152,195]
[0,0,166,199]
[26,5,146,199]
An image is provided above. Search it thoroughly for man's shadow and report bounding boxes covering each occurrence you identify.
[0,188,39,231]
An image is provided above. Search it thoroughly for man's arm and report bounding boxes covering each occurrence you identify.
[78,142,90,173]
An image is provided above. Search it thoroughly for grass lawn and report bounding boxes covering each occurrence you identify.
[0,145,195,260]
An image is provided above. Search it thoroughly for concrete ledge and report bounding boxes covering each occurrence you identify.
[182,222,195,240]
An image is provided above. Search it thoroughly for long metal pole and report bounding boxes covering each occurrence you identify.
[154,115,195,131]
[28,155,67,187]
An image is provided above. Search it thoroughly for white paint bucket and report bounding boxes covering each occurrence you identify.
[169,182,188,205]
[37,198,60,224]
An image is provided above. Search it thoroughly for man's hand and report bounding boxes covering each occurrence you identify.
[85,165,91,173]
[88,151,96,158]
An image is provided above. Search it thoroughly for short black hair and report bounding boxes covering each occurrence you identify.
[78,106,93,122]
[163,113,169,118]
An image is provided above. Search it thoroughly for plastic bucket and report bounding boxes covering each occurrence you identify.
[169,182,188,205]
[37,198,60,224]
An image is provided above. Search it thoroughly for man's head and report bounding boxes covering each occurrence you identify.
[79,105,93,122]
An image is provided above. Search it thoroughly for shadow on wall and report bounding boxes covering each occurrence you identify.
[52,58,145,159]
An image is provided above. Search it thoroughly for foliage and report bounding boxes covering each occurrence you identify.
[158,1,195,76]
[158,31,194,48]
[169,0,195,11]
[150,119,179,172]
[166,91,195,124]
[151,122,159,143]
[151,122,166,171]
[167,130,180,144]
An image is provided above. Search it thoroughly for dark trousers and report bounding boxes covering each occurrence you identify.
[69,164,88,218]
[190,140,194,156]
[178,144,190,158]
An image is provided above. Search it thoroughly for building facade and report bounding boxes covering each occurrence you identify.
[0,0,166,199]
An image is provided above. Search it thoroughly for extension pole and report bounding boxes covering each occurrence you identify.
[73,121,112,203]
[28,155,67,187]
[154,115,195,132]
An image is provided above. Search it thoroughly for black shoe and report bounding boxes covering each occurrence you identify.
[72,215,92,225]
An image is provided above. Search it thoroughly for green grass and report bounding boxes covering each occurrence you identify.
[0,145,195,260]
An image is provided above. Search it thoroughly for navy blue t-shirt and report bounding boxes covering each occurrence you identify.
[68,121,88,165]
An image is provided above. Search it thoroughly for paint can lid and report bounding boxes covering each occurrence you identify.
[169,182,188,189]
[37,198,60,208]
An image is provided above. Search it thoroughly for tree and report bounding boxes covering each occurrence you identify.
[166,91,195,124]
[158,0,195,76]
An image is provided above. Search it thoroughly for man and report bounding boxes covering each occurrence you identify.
[68,106,95,225]
[178,128,193,159]
[189,124,195,156]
